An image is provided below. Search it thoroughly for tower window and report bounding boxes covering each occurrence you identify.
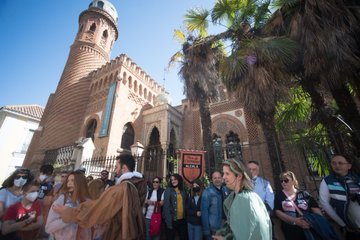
[97,1,104,9]
[102,30,108,38]
[85,119,97,141]
[90,23,96,32]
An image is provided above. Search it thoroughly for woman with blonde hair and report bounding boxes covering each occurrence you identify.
[213,159,271,240]
[45,171,91,239]
[275,171,338,240]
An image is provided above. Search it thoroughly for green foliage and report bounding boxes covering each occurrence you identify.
[275,86,311,131]
[276,87,332,176]
[184,8,210,36]
[200,173,210,188]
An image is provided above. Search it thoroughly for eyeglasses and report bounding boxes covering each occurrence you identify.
[101,173,109,175]
[15,175,28,180]
[280,179,289,183]
[331,161,349,166]
[153,181,159,183]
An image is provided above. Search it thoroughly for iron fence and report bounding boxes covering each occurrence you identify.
[80,156,118,179]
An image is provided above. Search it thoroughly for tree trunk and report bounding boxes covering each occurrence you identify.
[198,97,215,174]
[257,110,285,189]
[330,83,360,151]
[301,78,346,154]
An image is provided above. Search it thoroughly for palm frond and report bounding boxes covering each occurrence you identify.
[167,51,183,70]
[212,0,237,25]
[184,8,210,36]
[173,29,187,44]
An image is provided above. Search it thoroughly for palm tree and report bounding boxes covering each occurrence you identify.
[169,29,224,173]
[180,0,301,186]
[266,0,360,159]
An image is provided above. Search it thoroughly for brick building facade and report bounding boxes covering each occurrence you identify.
[24,0,316,191]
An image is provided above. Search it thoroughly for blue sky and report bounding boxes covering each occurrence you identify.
[0,0,223,107]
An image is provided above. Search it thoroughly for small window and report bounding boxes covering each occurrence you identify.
[88,2,93,8]
[86,119,97,141]
[97,1,104,8]
[102,30,108,38]
[90,23,96,32]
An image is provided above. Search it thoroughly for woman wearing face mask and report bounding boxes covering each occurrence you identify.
[45,171,91,240]
[2,181,43,240]
[0,169,34,237]
[186,179,203,240]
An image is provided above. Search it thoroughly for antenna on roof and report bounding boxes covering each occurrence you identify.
[162,67,166,89]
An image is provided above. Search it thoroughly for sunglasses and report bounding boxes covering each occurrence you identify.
[280,179,289,183]
[153,181,159,183]
[15,175,28,180]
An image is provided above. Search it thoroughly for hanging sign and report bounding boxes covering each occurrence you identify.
[99,81,117,137]
[178,149,205,184]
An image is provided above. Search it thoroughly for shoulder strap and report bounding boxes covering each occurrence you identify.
[282,190,304,216]
[147,189,153,200]
[157,188,164,201]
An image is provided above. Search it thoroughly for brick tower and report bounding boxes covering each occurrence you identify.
[24,0,118,167]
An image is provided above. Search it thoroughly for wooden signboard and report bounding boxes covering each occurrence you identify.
[178,149,205,184]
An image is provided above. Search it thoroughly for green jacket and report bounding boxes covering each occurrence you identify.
[217,190,272,240]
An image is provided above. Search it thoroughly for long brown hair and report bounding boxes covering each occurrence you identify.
[59,171,90,203]
[88,179,105,200]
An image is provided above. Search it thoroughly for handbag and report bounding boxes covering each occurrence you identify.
[149,202,162,237]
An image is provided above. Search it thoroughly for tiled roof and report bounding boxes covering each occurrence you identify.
[1,104,44,120]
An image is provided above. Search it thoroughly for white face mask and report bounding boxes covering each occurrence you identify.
[25,192,39,202]
[39,174,48,182]
[14,178,27,187]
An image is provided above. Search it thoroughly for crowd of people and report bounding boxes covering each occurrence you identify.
[0,154,359,240]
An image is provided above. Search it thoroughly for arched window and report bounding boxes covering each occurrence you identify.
[97,1,104,8]
[225,131,242,161]
[120,123,135,151]
[102,30,108,38]
[85,119,97,141]
[134,81,138,93]
[90,23,96,32]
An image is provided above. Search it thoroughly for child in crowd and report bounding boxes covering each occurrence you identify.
[2,181,43,240]
[0,168,34,239]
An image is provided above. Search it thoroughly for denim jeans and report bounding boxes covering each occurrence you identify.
[187,223,202,240]
[145,218,160,240]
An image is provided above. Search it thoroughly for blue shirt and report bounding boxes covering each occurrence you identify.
[252,176,274,210]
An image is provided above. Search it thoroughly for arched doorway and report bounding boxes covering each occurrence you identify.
[144,127,162,181]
